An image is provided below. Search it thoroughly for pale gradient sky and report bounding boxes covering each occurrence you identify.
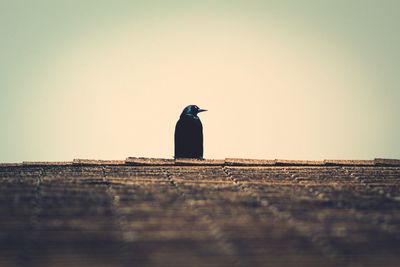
[0,1,399,162]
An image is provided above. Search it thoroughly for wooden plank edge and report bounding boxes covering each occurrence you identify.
[175,159,225,166]
[73,159,126,165]
[125,157,175,166]
[324,160,375,166]
[23,161,73,166]
[275,159,325,166]
[224,158,276,166]
[2,158,399,167]
[0,163,24,167]
[374,158,400,166]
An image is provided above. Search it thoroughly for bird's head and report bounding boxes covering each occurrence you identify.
[180,105,207,118]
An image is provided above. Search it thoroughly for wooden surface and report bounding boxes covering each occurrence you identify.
[1,161,400,267]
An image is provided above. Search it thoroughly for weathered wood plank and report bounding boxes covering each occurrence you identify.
[126,157,175,165]
[324,159,375,166]
[374,158,400,166]
[175,158,225,166]
[73,159,126,165]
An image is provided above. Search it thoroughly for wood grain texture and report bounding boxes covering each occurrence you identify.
[0,160,399,267]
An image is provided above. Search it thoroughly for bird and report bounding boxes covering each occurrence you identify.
[174,105,207,159]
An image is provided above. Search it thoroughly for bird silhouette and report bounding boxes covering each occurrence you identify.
[174,105,207,159]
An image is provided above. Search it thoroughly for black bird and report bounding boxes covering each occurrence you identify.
[174,105,207,159]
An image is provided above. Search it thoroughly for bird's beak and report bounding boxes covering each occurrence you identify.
[198,109,207,113]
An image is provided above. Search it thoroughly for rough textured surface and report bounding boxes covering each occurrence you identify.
[1,159,400,267]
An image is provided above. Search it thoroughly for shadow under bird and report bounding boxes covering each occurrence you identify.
[174,105,207,159]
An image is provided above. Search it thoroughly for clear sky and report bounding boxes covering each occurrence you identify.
[1,1,399,162]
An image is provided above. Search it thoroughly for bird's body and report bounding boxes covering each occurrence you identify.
[174,105,207,159]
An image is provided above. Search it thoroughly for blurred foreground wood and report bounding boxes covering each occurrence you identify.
[1,158,400,267]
